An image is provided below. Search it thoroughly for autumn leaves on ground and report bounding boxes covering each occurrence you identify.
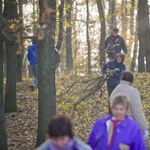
[5,73,150,150]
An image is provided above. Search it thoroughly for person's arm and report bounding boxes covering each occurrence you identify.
[113,64,126,79]
[121,38,127,54]
[87,126,97,150]
[132,125,147,150]
[27,47,32,62]
[102,63,108,74]
[130,90,148,131]
[103,37,109,52]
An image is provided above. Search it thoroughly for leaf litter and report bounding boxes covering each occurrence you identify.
[5,73,150,149]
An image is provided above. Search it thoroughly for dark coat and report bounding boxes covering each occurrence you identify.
[103,34,127,60]
[102,60,126,88]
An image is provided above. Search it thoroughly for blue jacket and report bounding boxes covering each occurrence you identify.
[88,115,146,150]
[27,43,37,64]
[103,35,127,59]
[102,60,125,88]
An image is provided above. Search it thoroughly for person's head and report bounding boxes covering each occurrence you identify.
[47,115,73,148]
[115,53,125,64]
[112,27,119,36]
[121,71,134,83]
[32,37,37,44]
[110,94,130,120]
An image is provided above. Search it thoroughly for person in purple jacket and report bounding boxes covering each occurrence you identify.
[36,115,92,150]
[88,94,147,150]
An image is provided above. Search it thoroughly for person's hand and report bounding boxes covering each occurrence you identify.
[102,74,106,79]
[143,130,149,141]
[115,68,120,72]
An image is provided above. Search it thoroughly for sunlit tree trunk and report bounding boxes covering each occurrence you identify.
[96,0,105,67]
[56,0,64,51]
[86,0,91,74]
[130,15,138,72]
[128,0,135,60]
[65,0,73,75]
[36,0,56,147]
[0,0,8,149]
[4,0,18,113]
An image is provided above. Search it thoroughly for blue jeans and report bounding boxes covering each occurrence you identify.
[30,63,38,88]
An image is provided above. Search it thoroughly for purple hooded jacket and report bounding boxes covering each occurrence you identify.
[88,115,146,150]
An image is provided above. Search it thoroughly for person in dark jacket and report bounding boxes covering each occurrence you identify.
[102,53,126,97]
[36,115,92,150]
[27,39,37,91]
[102,53,126,114]
[88,94,146,150]
[55,48,61,77]
[103,27,127,60]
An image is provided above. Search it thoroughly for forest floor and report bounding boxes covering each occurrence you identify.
[4,72,150,150]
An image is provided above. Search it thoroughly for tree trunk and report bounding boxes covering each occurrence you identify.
[96,0,105,67]
[144,0,150,72]
[86,0,91,74]
[56,0,64,51]
[0,0,8,149]
[65,0,73,75]
[16,0,23,82]
[4,0,18,113]
[36,0,56,147]
[130,15,138,72]
[138,0,146,72]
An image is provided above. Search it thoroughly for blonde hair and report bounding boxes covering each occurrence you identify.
[110,94,130,110]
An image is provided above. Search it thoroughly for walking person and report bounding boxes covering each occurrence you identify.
[27,38,38,91]
[110,71,149,141]
[36,115,92,150]
[103,27,127,61]
[102,53,126,114]
[88,94,146,150]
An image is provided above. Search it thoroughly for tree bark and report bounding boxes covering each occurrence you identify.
[65,0,73,75]
[36,0,56,147]
[86,0,91,74]
[96,0,105,67]
[0,0,8,149]
[130,15,138,72]
[138,0,146,72]
[4,0,18,113]
[16,0,23,82]
[144,0,150,72]
[56,0,64,51]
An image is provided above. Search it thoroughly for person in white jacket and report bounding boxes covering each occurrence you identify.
[110,71,149,141]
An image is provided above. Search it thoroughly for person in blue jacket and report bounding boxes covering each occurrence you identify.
[27,38,38,91]
[88,94,146,150]
[102,53,126,97]
[103,27,127,60]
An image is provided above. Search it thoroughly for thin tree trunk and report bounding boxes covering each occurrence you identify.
[0,0,8,149]
[128,0,135,59]
[65,0,73,75]
[144,0,150,72]
[130,15,138,72]
[16,0,23,82]
[138,0,146,72]
[56,0,64,51]
[4,0,18,113]
[96,0,105,67]
[36,0,56,147]
[86,0,91,74]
